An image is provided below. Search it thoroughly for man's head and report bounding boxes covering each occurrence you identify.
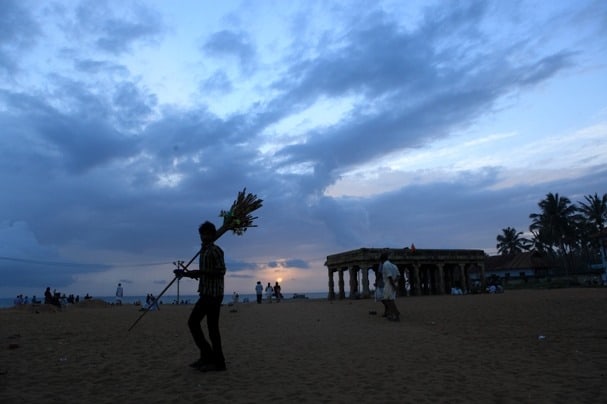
[380,251,390,262]
[199,221,217,242]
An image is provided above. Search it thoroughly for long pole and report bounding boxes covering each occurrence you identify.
[127,252,199,332]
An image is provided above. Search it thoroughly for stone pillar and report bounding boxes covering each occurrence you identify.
[328,268,335,300]
[437,263,445,295]
[338,268,346,299]
[349,266,358,299]
[361,266,370,298]
[463,264,471,292]
[451,263,460,291]
[459,264,466,293]
[412,264,421,296]
[397,266,405,297]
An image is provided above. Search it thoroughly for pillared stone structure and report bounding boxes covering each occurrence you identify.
[325,248,486,299]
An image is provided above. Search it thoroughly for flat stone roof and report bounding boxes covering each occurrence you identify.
[325,247,485,267]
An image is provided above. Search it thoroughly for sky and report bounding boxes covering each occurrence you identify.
[1,0,606,299]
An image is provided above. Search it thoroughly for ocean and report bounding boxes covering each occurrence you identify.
[0,291,329,308]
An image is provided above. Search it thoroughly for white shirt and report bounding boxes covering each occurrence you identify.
[382,260,398,299]
[382,260,398,283]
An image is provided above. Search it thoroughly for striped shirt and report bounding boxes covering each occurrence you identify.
[197,243,226,298]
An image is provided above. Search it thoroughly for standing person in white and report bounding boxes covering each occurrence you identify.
[265,282,273,303]
[380,252,400,321]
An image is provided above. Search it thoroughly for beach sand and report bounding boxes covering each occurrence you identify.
[1,288,606,403]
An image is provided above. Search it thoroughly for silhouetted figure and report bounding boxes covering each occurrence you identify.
[44,287,60,307]
[255,281,263,304]
[174,221,227,372]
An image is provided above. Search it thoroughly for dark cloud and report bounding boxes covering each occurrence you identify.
[73,59,129,75]
[265,259,310,270]
[284,259,309,269]
[0,256,110,290]
[112,81,157,130]
[2,89,138,173]
[226,259,259,272]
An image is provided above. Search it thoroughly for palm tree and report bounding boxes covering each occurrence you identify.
[529,193,578,276]
[496,227,529,255]
[577,193,607,233]
[527,229,547,254]
[576,193,607,263]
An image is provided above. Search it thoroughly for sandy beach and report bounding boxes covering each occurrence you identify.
[1,288,606,403]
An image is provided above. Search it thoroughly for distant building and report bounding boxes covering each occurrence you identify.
[484,251,553,283]
[325,247,485,299]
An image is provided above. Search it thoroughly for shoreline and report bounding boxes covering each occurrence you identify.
[0,291,328,309]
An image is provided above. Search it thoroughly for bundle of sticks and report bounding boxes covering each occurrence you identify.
[216,188,264,238]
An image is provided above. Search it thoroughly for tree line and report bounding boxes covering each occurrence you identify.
[496,192,607,276]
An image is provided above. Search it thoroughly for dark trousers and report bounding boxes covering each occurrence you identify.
[256,294,262,304]
[188,295,225,366]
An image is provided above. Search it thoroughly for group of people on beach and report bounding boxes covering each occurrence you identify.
[255,281,283,303]
[12,289,87,308]
[44,287,92,307]
[13,288,92,309]
[13,294,35,305]
[144,293,160,310]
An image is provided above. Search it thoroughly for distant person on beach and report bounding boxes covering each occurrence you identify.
[265,282,273,303]
[44,287,52,304]
[174,221,227,372]
[381,252,400,321]
[115,283,123,305]
[255,281,263,304]
[44,287,60,307]
[274,281,282,302]
[146,293,160,311]
[374,261,388,317]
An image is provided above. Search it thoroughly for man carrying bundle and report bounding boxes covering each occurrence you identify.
[128,188,263,371]
[175,221,227,372]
